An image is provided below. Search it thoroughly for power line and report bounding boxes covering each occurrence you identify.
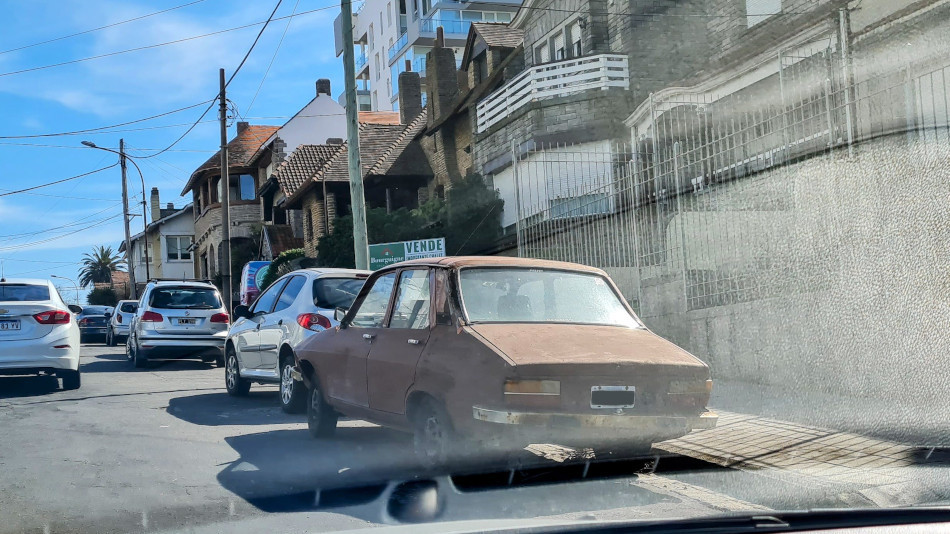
[0,188,119,201]
[245,0,302,117]
[142,0,288,159]
[0,164,118,197]
[0,4,334,79]
[0,213,124,252]
[0,204,124,239]
[0,100,212,140]
[0,0,209,56]
[0,141,217,152]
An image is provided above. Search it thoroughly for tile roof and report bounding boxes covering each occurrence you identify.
[262,225,304,256]
[287,111,429,205]
[181,124,279,195]
[357,111,402,125]
[471,22,524,49]
[272,144,343,198]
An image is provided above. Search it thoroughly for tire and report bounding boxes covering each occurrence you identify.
[279,354,307,414]
[60,369,81,390]
[412,398,455,468]
[224,346,251,396]
[306,379,338,438]
[215,352,226,368]
[125,335,134,362]
[131,335,147,369]
[106,328,116,347]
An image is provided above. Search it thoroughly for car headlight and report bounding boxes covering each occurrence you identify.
[668,379,713,395]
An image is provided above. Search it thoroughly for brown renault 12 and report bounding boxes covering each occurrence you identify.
[294,256,717,465]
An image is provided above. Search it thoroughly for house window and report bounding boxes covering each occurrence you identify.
[239,174,256,200]
[379,12,384,32]
[570,21,582,56]
[166,236,193,261]
[375,53,381,79]
[535,43,550,64]
[553,32,566,60]
[368,24,374,49]
[746,0,781,27]
[387,2,392,26]
[138,240,153,264]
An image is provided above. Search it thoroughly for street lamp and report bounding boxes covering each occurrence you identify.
[81,140,151,295]
[50,274,80,305]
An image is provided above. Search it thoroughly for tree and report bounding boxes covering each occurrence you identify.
[78,245,125,288]
[87,287,119,306]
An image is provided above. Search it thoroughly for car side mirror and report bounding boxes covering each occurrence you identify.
[68,304,83,314]
[233,305,252,320]
[104,312,112,319]
[334,307,348,324]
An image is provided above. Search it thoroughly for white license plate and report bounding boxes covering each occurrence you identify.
[0,320,21,331]
[176,318,196,325]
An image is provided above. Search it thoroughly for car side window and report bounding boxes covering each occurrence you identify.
[252,279,288,315]
[389,269,431,330]
[272,276,307,313]
[350,273,397,328]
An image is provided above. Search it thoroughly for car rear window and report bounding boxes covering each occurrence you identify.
[148,287,221,309]
[0,284,50,302]
[458,268,641,328]
[120,303,137,313]
[313,277,364,310]
[80,306,111,316]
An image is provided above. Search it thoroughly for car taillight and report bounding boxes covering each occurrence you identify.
[210,312,229,324]
[116,314,122,323]
[78,317,90,325]
[297,313,332,331]
[34,310,70,325]
[141,311,163,322]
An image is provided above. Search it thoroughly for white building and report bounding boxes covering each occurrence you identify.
[120,188,195,284]
[335,0,522,112]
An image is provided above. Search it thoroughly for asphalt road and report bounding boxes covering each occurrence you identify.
[0,344,742,533]
[3,344,946,533]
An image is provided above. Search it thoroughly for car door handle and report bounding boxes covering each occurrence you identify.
[407,338,420,345]
[362,333,375,340]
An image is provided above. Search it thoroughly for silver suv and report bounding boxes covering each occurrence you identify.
[127,281,229,368]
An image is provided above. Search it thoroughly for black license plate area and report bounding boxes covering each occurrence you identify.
[590,386,635,408]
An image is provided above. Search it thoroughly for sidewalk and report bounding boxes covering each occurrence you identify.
[709,379,950,447]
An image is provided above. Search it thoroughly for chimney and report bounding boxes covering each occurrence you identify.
[167,202,174,210]
[326,137,344,144]
[236,121,249,134]
[426,28,459,126]
[316,78,332,96]
[398,60,423,124]
[150,187,161,222]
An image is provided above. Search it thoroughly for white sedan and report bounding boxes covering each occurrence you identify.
[225,268,369,412]
[0,278,81,390]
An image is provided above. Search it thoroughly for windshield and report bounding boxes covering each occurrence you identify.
[148,287,221,309]
[119,303,137,313]
[313,277,364,310]
[0,284,50,302]
[459,268,640,327]
[79,306,111,316]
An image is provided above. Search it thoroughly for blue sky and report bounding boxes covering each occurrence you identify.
[0,0,345,302]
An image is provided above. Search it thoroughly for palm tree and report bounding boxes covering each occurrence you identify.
[78,245,125,288]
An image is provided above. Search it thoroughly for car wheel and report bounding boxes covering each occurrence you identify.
[106,328,115,347]
[125,335,134,362]
[132,336,148,369]
[307,379,338,438]
[60,369,81,390]
[412,398,455,468]
[225,346,250,396]
[215,352,225,368]
[279,355,307,414]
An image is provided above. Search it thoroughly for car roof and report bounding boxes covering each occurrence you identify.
[299,268,372,277]
[117,300,137,304]
[149,280,217,289]
[380,256,607,275]
[0,278,52,285]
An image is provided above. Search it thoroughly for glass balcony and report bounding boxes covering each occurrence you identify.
[388,32,409,61]
[355,53,368,71]
[420,18,471,34]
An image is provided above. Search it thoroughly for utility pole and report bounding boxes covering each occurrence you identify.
[341,0,369,270]
[218,68,233,311]
[119,139,137,299]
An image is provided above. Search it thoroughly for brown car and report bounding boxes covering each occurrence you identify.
[294,256,717,464]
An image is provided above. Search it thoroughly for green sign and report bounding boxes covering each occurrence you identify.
[368,237,446,270]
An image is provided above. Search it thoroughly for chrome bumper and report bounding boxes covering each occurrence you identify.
[473,406,718,432]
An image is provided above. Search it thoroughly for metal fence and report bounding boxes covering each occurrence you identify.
[509,38,950,316]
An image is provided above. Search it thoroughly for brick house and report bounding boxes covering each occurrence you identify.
[181,123,278,279]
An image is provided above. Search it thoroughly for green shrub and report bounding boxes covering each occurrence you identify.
[87,287,119,306]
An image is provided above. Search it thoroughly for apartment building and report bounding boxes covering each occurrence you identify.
[334,0,522,112]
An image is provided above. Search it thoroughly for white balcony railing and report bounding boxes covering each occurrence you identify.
[475,54,629,133]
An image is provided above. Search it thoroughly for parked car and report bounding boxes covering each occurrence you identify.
[126,280,228,368]
[105,300,138,346]
[0,278,81,389]
[76,305,112,342]
[225,268,370,412]
[294,257,718,465]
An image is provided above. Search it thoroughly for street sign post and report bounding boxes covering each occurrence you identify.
[368,238,446,270]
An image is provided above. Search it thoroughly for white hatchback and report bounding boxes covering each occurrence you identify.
[225,268,369,412]
[0,278,81,390]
